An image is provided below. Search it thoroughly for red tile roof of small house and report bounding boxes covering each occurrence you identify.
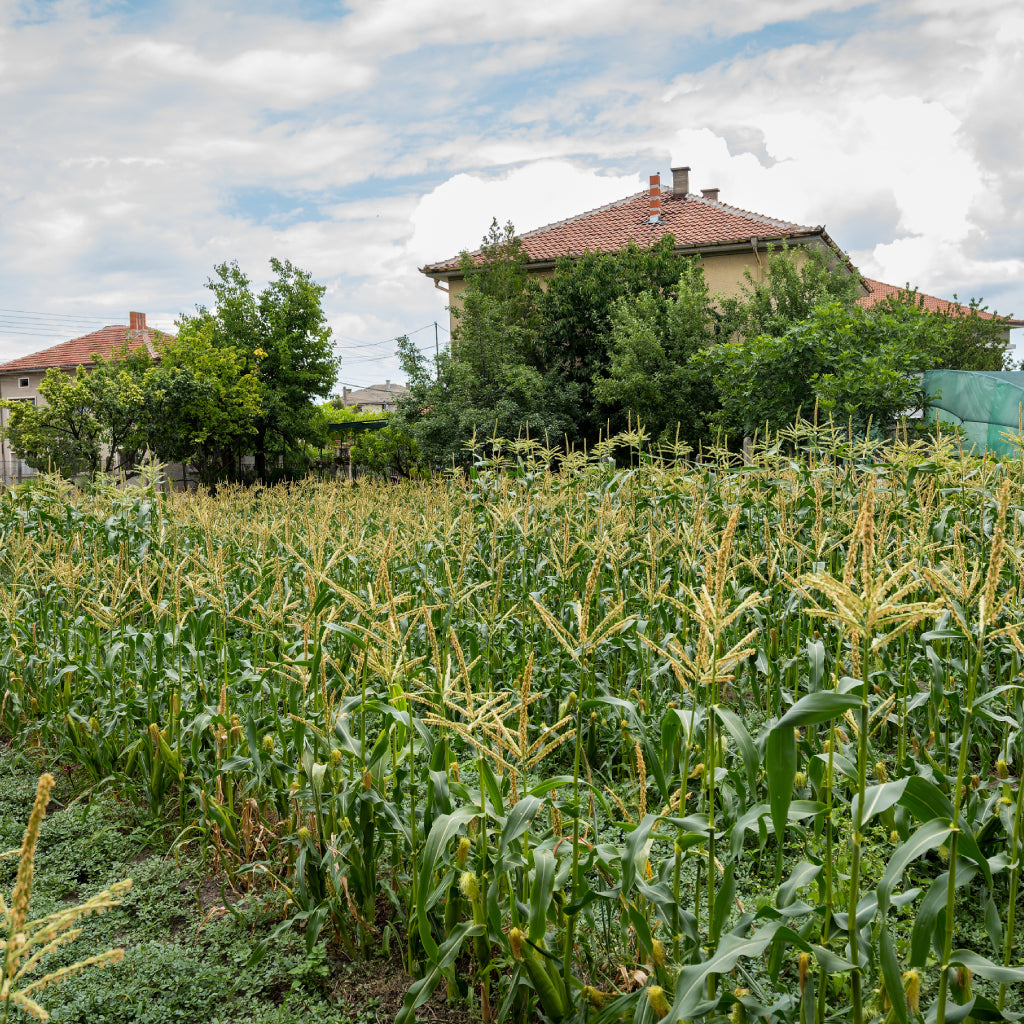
[0,322,169,374]
[420,186,842,276]
[857,278,1023,325]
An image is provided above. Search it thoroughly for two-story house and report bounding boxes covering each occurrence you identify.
[0,312,162,483]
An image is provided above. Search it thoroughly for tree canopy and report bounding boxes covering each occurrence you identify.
[395,222,1015,468]
[2,259,337,485]
[177,258,338,478]
[141,320,262,487]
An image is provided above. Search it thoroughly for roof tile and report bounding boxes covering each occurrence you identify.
[421,189,822,274]
[0,324,168,374]
[857,278,1022,324]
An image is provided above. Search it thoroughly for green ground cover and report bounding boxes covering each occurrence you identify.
[0,748,429,1023]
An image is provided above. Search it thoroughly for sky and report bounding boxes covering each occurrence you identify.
[1,0,1022,387]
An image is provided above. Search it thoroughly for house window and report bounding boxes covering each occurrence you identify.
[18,377,29,388]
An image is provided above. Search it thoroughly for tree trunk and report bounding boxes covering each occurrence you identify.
[254,427,267,481]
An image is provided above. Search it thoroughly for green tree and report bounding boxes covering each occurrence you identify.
[397,221,574,469]
[538,236,690,445]
[3,370,103,478]
[396,338,572,471]
[451,219,544,375]
[870,288,1011,371]
[178,259,338,480]
[595,260,718,445]
[716,244,864,340]
[708,301,932,439]
[87,344,153,472]
[350,423,421,479]
[141,321,262,487]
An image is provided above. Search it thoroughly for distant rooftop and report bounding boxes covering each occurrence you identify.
[340,381,408,409]
[857,278,1023,325]
[0,312,169,373]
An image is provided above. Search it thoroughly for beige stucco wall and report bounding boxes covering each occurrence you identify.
[699,250,768,297]
[436,245,811,337]
[0,370,46,483]
[0,370,45,404]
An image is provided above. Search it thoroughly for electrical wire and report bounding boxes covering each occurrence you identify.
[331,322,441,352]
[340,341,439,366]
[0,307,114,322]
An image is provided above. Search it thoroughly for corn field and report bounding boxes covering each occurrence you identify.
[3,428,1024,1023]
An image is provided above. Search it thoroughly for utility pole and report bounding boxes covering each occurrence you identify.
[434,321,439,359]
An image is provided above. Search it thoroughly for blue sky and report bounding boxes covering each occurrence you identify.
[1,0,1021,385]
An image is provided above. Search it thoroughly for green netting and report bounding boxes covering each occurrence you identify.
[924,370,1024,456]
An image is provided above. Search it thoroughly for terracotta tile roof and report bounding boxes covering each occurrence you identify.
[421,188,825,275]
[0,324,169,374]
[857,278,1023,325]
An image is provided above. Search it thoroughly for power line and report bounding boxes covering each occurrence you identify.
[0,319,116,332]
[341,341,438,366]
[332,322,438,352]
[0,321,107,334]
[334,378,393,390]
[0,307,114,323]
[0,327,95,339]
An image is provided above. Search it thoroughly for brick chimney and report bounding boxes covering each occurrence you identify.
[701,187,720,202]
[671,166,690,196]
[648,174,662,224]
[129,311,146,331]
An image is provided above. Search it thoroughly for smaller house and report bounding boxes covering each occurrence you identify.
[338,380,408,413]
[857,279,1024,341]
[0,312,164,483]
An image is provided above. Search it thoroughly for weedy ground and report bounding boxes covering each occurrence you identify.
[0,745,458,1024]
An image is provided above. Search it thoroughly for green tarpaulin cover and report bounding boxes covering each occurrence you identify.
[924,370,1024,456]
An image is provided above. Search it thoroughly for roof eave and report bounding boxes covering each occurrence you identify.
[0,348,164,375]
[421,229,853,282]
